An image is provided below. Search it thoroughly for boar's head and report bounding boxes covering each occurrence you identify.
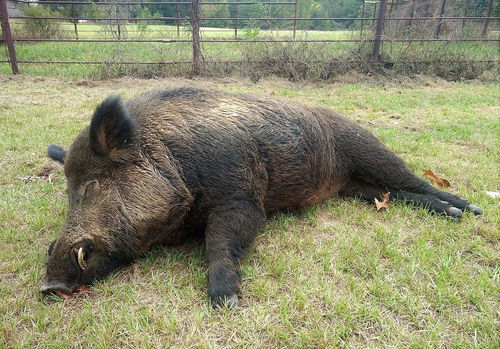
[40,95,191,297]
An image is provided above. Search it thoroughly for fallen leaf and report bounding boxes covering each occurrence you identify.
[54,290,73,300]
[423,170,450,188]
[375,192,391,211]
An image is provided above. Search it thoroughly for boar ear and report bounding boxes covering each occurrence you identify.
[47,144,67,164]
[89,95,137,161]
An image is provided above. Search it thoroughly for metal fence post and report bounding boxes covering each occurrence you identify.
[191,0,202,75]
[372,0,387,62]
[0,0,19,74]
[481,0,494,37]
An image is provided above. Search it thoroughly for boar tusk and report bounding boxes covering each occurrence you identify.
[77,247,87,270]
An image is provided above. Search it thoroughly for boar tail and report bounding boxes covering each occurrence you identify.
[47,144,67,164]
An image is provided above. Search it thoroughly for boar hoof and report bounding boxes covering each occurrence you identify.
[447,207,462,218]
[467,204,482,216]
[227,295,239,308]
[211,294,239,309]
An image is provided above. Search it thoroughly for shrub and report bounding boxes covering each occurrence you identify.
[19,5,62,40]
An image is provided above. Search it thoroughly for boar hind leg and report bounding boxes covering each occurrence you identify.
[205,198,266,308]
[342,178,475,218]
[342,141,481,217]
[379,170,482,217]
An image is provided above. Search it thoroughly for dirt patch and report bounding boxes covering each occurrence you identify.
[2,73,477,97]
[19,161,62,183]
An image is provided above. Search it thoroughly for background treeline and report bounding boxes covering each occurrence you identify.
[35,0,495,31]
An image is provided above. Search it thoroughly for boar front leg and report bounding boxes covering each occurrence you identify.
[205,198,266,308]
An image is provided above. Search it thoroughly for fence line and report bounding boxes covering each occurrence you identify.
[9,38,500,43]
[7,15,500,21]
[0,0,499,76]
[2,59,497,65]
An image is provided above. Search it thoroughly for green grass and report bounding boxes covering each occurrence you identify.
[0,75,499,348]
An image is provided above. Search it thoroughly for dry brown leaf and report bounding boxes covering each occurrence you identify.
[55,290,73,300]
[374,192,391,211]
[423,170,450,188]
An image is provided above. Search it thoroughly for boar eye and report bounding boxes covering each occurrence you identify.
[46,240,56,264]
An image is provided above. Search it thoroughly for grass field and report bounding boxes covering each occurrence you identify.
[1,23,498,79]
[0,74,499,348]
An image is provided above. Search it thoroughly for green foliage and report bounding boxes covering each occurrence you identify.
[133,5,162,32]
[19,5,63,39]
[242,24,260,40]
[83,3,105,19]
[202,4,231,28]
[239,3,272,29]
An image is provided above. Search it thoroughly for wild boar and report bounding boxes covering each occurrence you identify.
[40,87,482,307]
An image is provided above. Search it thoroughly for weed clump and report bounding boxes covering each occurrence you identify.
[17,5,64,40]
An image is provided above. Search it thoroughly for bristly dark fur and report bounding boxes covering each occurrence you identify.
[89,95,137,157]
[41,87,482,307]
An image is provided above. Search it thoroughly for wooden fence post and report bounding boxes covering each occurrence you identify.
[482,0,493,37]
[71,4,78,40]
[406,0,415,28]
[0,0,19,74]
[372,0,388,62]
[360,0,366,37]
[234,5,238,39]
[372,1,378,28]
[388,0,395,18]
[191,0,202,75]
[176,4,180,37]
[435,0,447,38]
[462,0,470,30]
[293,0,297,39]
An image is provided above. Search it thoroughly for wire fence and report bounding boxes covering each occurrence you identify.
[0,0,498,77]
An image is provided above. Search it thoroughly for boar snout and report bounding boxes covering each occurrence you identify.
[41,238,95,298]
[39,282,74,297]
